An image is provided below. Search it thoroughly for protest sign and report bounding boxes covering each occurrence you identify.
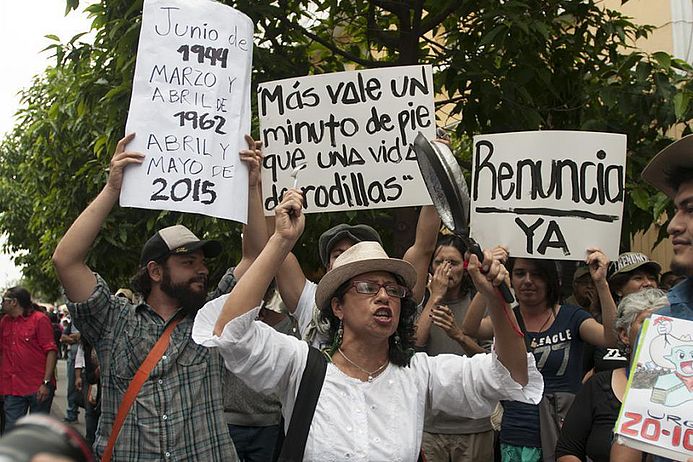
[615,314,693,461]
[258,65,435,214]
[121,0,253,222]
[470,131,626,260]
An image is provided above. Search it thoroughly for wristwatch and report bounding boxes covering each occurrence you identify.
[42,379,51,386]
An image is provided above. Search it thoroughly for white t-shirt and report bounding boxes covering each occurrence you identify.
[193,302,544,462]
[295,280,331,349]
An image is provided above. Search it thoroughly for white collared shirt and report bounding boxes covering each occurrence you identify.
[193,298,544,462]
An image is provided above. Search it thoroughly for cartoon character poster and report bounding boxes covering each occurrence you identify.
[615,314,693,461]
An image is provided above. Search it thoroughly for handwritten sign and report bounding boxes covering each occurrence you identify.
[258,65,435,214]
[121,0,253,222]
[470,131,626,260]
[615,314,693,461]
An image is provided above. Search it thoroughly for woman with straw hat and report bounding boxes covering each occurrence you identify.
[192,190,543,461]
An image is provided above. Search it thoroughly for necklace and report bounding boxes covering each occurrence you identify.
[529,309,554,349]
[337,347,388,382]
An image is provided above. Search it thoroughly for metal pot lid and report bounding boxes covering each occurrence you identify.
[413,132,470,236]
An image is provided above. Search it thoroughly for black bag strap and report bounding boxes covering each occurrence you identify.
[513,306,532,352]
[273,346,427,462]
[274,346,328,462]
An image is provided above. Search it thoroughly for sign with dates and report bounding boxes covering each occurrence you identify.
[615,314,693,461]
[121,0,253,222]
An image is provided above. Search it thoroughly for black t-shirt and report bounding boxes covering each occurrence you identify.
[583,344,628,376]
[555,370,621,462]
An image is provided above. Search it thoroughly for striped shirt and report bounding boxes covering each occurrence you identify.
[67,272,238,461]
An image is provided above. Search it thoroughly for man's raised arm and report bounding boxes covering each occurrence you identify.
[52,133,143,302]
[233,135,269,279]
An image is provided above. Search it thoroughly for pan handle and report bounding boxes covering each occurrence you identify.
[467,241,515,304]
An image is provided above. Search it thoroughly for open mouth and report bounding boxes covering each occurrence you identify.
[680,360,693,375]
[374,307,393,321]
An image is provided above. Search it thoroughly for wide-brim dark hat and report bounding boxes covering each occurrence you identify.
[318,224,382,268]
[642,134,693,198]
[315,241,416,311]
[139,225,222,266]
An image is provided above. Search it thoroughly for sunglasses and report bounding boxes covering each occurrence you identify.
[349,281,408,298]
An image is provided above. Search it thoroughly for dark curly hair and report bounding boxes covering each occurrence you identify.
[130,255,168,299]
[507,257,562,308]
[666,166,693,194]
[319,274,417,367]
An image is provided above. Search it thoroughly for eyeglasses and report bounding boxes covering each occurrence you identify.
[349,281,408,298]
[2,297,15,304]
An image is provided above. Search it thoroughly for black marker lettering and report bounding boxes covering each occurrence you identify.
[515,217,545,254]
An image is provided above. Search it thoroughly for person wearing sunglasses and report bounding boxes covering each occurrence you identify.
[193,189,542,461]
[0,288,58,432]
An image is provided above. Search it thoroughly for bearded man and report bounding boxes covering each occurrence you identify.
[52,133,265,461]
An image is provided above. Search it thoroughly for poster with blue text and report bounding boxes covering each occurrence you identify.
[121,0,253,222]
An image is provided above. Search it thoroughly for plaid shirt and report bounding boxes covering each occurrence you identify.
[67,271,238,462]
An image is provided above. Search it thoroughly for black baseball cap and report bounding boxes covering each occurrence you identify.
[140,225,222,266]
[318,224,382,268]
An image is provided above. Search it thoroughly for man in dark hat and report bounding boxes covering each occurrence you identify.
[52,133,266,461]
[620,134,693,462]
[642,134,693,322]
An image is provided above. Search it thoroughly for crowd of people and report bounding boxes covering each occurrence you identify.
[0,132,692,462]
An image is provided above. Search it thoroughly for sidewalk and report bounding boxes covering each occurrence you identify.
[50,357,86,436]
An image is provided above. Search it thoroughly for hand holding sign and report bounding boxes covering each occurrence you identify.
[585,247,609,283]
[240,135,263,188]
[106,133,144,194]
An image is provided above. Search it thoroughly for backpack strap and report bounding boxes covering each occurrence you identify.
[274,346,328,462]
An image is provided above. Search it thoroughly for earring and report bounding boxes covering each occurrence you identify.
[393,332,401,346]
[330,319,343,353]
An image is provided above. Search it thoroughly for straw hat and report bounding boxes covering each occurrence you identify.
[315,241,417,311]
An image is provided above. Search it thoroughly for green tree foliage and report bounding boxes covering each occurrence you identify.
[0,0,691,297]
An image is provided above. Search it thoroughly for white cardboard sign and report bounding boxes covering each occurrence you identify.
[615,314,693,461]
[258,65,435,214]
[470,131,626,260]
[121,0,253,222]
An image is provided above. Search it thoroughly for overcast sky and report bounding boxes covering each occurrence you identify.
[0,1,92,289]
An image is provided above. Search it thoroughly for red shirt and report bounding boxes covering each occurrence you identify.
[0,310,58,395]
